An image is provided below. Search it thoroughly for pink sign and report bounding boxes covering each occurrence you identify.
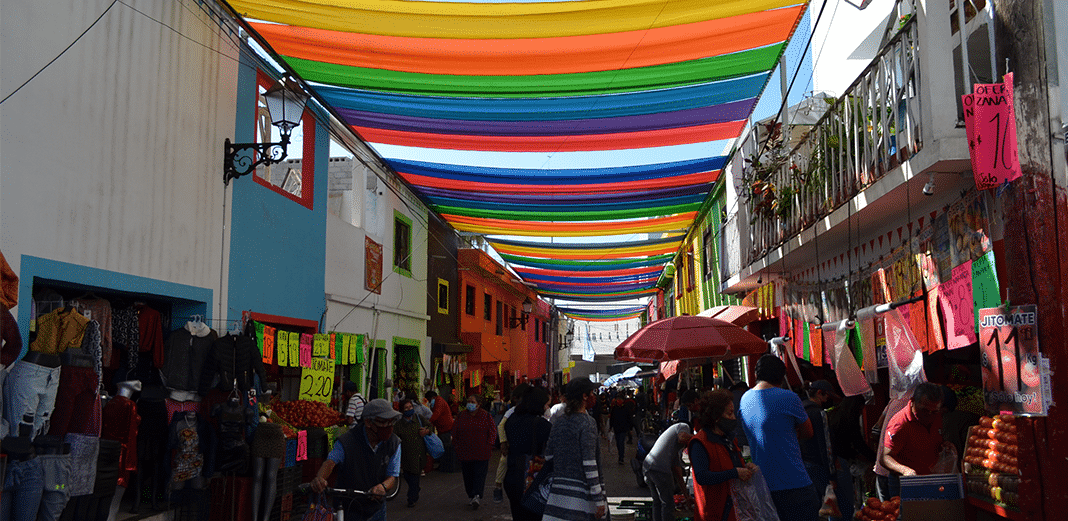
[300,333,313,368]
[297,430,308,461]
[962,73,1021,190]
[938,261,977,349]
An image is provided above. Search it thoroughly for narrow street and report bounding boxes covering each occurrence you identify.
[386,434,676,521]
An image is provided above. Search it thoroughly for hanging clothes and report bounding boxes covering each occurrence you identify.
[0,250,17,309]
[30,307,89,354]
[162,322,217,393]
[212,398,256,474]
[112,307,139,372]
[167,411,214,490]
[73,297,112,366]
[101,394,141,487]
[199,334,266,395]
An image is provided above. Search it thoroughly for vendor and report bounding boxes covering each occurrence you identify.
[879,383,946,500]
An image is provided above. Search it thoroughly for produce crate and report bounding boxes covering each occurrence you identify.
[617,499,654,521]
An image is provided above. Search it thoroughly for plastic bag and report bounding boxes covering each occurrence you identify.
[424,432,445,459]
[729,468,781,521]
[931,443,959,474]
[301,492,334,521]
[819,484,841,517]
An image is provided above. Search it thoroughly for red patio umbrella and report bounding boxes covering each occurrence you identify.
[614,315,768,363]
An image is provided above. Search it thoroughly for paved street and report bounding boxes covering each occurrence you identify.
[386,433,676,521]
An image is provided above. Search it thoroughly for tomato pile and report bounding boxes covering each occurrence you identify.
[854,496,899,521]
[272,399,344,428]
[964,414,1021,506]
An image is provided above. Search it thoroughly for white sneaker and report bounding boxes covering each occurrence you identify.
[471,495,481,509]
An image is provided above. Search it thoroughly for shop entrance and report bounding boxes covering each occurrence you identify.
[393,342,419,400]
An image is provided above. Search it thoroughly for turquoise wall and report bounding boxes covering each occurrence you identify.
[226,51,327,327]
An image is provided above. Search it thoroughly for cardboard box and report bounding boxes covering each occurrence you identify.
[899,474,966,521]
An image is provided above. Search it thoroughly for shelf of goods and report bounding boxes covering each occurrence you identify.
[963,414,1025,518]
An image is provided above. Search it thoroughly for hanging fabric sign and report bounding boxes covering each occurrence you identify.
[329,333,337,360]
[339,333,349,365]
[962,73,1022,190]
[263,325,276,365]
[289,331,300,368]
[277,330,289,367]
[255,322,265,356]
[471,369,482,387]
[313,333,329,358]
[978,305,1047,415]
[939,261,977,349]
[300,334,314,368]
[299,357,336,403]
[354,334,364,364]
[972,251,1001,326]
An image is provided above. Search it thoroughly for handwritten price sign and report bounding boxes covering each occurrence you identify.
[979,305,1046,415]
[299,357,335,404]
[962,73,1021,190]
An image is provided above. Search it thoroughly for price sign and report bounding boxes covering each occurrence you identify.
[297,430,308,461]
[299,357,335,403]
[962,73,1022,190]
[313,334,328,357]
[340,334,349,365]
[300,334,313,368]
[277,330,289,366]
[263,326,275,365]
[288,332,300,368]
[329,333,337,360]
[979,305,1045,415]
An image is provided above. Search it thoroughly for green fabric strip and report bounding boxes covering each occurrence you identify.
[283,44,784,98]
[499,253,675,267]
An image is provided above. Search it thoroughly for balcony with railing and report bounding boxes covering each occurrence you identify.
[721,1,994,291]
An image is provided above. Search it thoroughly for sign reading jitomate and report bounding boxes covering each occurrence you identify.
[299,357,335,403]
[962,73,1022,190]
[978,305,1048,415]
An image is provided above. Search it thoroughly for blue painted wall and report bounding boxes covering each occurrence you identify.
[226,51,328,326]
[15,255,212,359]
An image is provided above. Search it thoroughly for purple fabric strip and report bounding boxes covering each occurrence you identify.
[416,183,712,204]
[339,99,756,137]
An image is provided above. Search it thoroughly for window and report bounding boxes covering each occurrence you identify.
[465,285,476,316]
[393,211,412,277]
[484,293,493,321]
[496,300,504,335]
[252,71,314,209]
[544,322,549,343]
[686,248,696,289]
[509,306,516,329]
[534,318,540,341]
[437,279,449,314]
[703,228,714,278]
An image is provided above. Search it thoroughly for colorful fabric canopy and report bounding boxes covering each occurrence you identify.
[233,0,808,302]
[558,306,647,322]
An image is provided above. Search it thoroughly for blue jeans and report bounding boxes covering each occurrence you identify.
[769,484,821,521]
[3,361,62,439]
[37,454,72,521]
[1,458,44,521]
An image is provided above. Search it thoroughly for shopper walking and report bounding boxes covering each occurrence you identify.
[610,392,633,464]
[504,385,552,521]
[689,390,757,521]
[394,399,429,508]
[543,378,608,521]
[739,354,820,521]
[452,394,497,509]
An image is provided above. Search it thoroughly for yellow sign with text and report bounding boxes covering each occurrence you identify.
[299,358,335,403]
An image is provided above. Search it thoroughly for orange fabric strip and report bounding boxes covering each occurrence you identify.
[249,7,802,76]
[399,172,718,194]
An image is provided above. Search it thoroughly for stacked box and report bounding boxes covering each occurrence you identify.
[285,439,298,468]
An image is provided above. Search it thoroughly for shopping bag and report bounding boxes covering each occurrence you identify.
[728,468,780,521]
[521,457,553,515]
[424,432,445,459]
[931,442,959,474]
[302,492,334,521]
[818,483,841,517]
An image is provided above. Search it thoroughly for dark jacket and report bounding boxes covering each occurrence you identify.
[336,428,400,518]
[199,334,266,394]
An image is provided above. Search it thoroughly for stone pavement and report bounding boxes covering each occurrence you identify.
[384,433,670,521]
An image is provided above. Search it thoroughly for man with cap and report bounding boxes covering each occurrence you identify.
[801,380,839,509]
[312,398,401,521]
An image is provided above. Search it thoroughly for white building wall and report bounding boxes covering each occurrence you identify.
[1,0,241,315]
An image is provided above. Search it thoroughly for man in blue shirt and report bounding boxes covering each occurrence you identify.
[312,398,402,521]
[739,354,820,521]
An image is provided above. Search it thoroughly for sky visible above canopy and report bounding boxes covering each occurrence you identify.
[230,0,810,310]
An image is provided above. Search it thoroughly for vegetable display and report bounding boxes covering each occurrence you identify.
[853,496,899,521]
[272,399,345,428]
[964,414,1021,508]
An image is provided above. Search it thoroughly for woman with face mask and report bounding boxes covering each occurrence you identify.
[394,399,430,508]
[452,394,497,509]
[688,390,759,521]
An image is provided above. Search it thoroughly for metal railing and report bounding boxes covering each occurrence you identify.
[742,18,922,266]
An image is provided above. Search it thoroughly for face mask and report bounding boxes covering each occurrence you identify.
[717,417,738,434]
[403,410,415,418]
[430,399,436,407]
[585,393,597,410]
[466,403,478,412]
[368,422,394,442]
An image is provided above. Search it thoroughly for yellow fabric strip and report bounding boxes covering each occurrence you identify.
[230,0,800,39]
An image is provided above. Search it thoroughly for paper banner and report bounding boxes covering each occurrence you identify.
[939,261,978,349]
[255,322,265,356]
[962,73,1022,190]
[329,332,337,360]
[263,325,276,365]
[313,333,328,358]
[339,333,349,365]
[289,331,300,368]
[296,430,308,461]
[972,251,1000,326]
[802,322,811,361]
[354,334,364,364]
[809,324,823,367]
[277,330,289,367]
[793,317,804,359]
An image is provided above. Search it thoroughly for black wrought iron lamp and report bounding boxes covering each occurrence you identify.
[509,298,534,328]
[224,76,310,185]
